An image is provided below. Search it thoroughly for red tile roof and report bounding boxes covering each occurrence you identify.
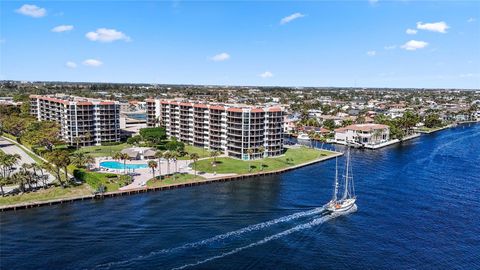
[335,124,389,133]
[251,108,265,113]
[227,108,243,112]
[210,105,226,110]
[77,101,93,106]
[268,107,282,112]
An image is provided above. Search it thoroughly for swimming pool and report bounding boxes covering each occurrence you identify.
[99,161,148,170]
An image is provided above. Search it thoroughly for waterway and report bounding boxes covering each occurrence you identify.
[1,124,479,269]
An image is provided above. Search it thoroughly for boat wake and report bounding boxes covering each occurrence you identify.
[92,206,328,270]
[172,205,357,270]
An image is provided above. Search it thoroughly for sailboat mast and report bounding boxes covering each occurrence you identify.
[333,157,338,201]
[342,147,350,199]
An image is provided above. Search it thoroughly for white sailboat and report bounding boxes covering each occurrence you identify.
[325,147,356,213]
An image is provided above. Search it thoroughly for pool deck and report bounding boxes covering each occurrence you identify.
[94,157,237,190]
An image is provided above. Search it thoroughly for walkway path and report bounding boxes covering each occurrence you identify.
[106,158,238,190]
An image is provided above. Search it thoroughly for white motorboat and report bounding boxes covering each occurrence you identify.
[297,133,310,141]
[324,147,357,213]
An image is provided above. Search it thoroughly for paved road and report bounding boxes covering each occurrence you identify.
[0,137,55,194]
[0,138,36,164]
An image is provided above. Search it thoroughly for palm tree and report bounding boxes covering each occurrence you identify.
[148,160,157,179]
[21,163,34,190]
[307,131,316,148]
[171,151,179,180]
[84,155,95,170]
[119,153,129,174]
[189,153,200,176]
[0,153,21,179]
[71,152,95,169]
[113,152,122,162]
[12,171,28,193]
[257,146,265,171]
[83,131,92,146]
[210,150,219,167]
[73,136,82,150]
[0,176,8,196]
[154,151,164,179]
[163,151,172,176]
[40,162,53,188]
[247,148,254,172]
[258,146,265,158]
[31,163,47,188]
[45,150,70,187]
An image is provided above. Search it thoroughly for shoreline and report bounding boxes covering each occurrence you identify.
[0,149,343,212]
[417,124,454,134]
[327,133,421,149]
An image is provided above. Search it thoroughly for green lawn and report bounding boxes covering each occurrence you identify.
[70,166,131,192]
[194,147,334,174]
[0,184,92,206]
[74,143,131,157]
[418,126,446,133]
[178,145,210,160]
[147,173,205,188]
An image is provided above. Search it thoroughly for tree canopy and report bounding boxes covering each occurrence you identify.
[139,127,167,145]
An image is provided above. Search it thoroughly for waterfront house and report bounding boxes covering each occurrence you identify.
[334,124,390,146]
[298,126,331,135]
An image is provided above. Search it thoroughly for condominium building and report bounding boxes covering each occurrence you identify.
[30,95,121,146]
[146,99,284,160]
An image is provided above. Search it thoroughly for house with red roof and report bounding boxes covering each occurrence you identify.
[333,124,390,147]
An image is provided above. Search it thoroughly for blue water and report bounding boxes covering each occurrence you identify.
[100,161,148,170]
[1,124,479,270]
[127,113,147,120]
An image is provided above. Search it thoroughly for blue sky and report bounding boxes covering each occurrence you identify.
[1,0,479,89]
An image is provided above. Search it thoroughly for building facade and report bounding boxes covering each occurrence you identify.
[334,124,390,146]
[146,99,284,160]
[30,95,121,146]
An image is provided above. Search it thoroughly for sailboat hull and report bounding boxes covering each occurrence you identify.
[325,198,356,213]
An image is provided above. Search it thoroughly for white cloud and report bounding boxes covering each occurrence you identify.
[460,73,479,78]
[401,40,428,51]
[52,25,74,33]
[259,71,273,78]
[367,50,376,56]
[280,13,305,25]
[416,21,449,33]
[65,61,77,69]
[468,18,476,23]
[15,4,46,18]
[86,28,131,42]
[211,52,230,62]
[368,0,379,5]
[384,45,396,50]
[406,28,417,35]
[83,59,103,67]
